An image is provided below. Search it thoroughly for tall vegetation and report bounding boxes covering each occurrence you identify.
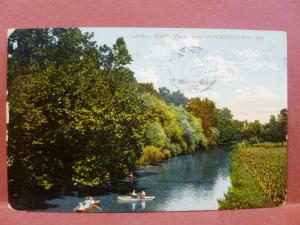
[8,29,208,194]
[186,98,217,143]
[218,143,287,209]
[264,109,287,145]
[159,87,188,106]
[7,28,288,197]
[140,85,207,157]
[8,29,146,191]
[215,108,243,144]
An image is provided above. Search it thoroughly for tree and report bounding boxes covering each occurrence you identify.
[8,28,99,83]
[159,87,188,106]
[137,82,161,98]
[264,115,278,142]
[186,97,218,145]
[8,28,54,82]
[142,93,187,155]
[277,109,288,145]
[216,108,241,144]
[264,109,288,145]
[173,106,207,151]
[208,127,220,146]
[143,121,170,150]
[8,29,146,193]
[99,37,132,70]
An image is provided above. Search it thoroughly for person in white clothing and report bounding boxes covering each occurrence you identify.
[140,190,146,199]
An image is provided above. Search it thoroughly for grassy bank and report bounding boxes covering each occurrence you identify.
[218,142,287,209]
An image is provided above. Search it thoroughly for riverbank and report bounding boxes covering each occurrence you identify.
[10,146,233,212]
[218,142,287,209]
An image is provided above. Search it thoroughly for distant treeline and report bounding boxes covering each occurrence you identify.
[7,28,287,195]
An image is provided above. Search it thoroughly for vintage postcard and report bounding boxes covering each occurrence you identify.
[7,28,287,212]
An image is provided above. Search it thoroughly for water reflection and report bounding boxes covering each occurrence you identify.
[15,145,233,212]
[130,146,232,211]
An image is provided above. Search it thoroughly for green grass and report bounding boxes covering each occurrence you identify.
[218,143,287,209]
[246,141,287,148]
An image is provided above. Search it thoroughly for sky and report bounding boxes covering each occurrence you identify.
[81,28,287,123]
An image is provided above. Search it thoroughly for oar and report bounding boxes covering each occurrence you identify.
[93,204,103,211]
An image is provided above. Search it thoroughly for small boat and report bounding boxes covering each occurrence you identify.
[119,177,136,182]
[117,195,155,202]
[119,173,136,182]
[73,200,101,212]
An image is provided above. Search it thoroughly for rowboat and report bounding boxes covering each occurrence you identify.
[119,177,136,182]
[117,195,155,201]
[73,200,101,212]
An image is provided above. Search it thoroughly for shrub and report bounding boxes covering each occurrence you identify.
[142,93,187,154]
[143,121,169,149]
[163,150,171,159]
[137,146,165,166]
[173,106,207,152]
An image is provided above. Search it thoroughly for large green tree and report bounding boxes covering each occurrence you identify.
[8,29,146,193]
[216,108,242,144]
[263,109,287,145]
[8,28,99,83]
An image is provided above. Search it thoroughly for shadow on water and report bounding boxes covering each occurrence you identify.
[135,171,161,178]
[9,145,235,212]
[9,193,60,210]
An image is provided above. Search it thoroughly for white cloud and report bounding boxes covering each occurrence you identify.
[205,55,241,83]
[199,90,218,99]
[229,85,282,123]
[262,61,280,71]
[231,49,280,71]
[143,45,170,59]
[143,35,201,59]
[191,55,242,83]
[133,68,160,86]
[234,86,280,101]
[231,49,261,61]
[166,53,242,98]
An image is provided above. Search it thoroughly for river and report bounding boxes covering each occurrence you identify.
[12,145,233,212]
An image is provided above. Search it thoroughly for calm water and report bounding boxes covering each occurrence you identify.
[14,145,233,212]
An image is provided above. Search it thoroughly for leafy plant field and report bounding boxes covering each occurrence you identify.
[218,143,287,209]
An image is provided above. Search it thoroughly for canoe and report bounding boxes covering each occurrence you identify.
[117,195,155,201]
[74,200,101,212]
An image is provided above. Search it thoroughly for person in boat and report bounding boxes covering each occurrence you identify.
[131,190,138,198]
[140,190,146,200]
[82,197,89,207]
[82,196,94,208]
[76,197,90,211]
[89,196,95,204]
[125,173,134,181]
